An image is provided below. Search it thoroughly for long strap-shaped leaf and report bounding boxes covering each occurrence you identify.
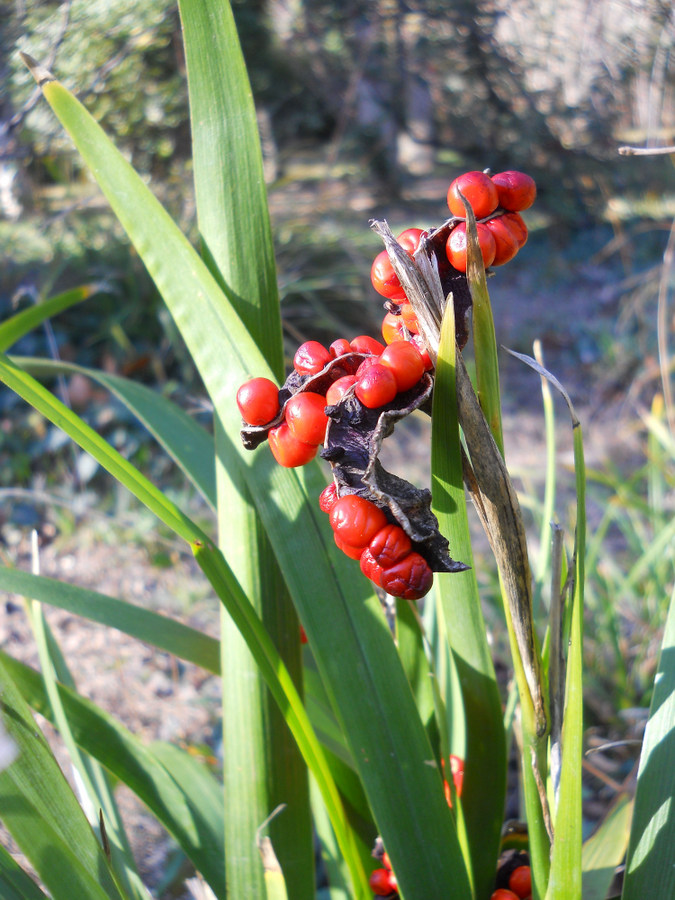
[0,352,362,894]
[177,1,308,892]
[0,284,104,353]
[0,655,126,900]
[432,302,506,900]
[19,55,472,898]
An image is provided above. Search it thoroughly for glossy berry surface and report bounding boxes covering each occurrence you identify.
[350,334,386,356]
[236,377,280,426]
[330,495,388,549]
[501,211,528,248]
[379,340,425,392]
[326,375,356,406]
[293,341,332,376]
[335,533,366,560]
[446,222,496,272]
[369,867,398,896]
[447,170,499,219]
[491,170,537,211]
[485,216,520,266]
[285,392,329,445]
[355,363,398,409]
[268,423,318,468]
[396,226,425,254]
[381,311,407,345]
[490,891,520,900]
[368,524,411,568]
[380,552,433,599]
[329,337,352,358]
[360,547,386,586]
[371,250,406,301]
[508,866,532,899]
[318,482,338,513]
[398,302,419,333]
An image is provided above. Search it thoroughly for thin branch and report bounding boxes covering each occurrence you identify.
[617,144,675,156]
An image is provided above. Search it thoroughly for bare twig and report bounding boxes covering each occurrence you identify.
[617,144,675,156]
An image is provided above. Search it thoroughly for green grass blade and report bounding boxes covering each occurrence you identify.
[0,842,49,900]
[178,0,282,372]
[0,654,126,900]
[15,356,216,510]
[25,592,146,900]
[622,581,675,900]
[462,196,503,453]
[0,284,104,353]
[0,650,225,897]
[582,793,632,900]
[432,299,506,900]
[178,0,307,889]
[0,567,220,675]
[21,60,474,898]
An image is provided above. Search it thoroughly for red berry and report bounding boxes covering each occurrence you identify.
[326,375,356,406]
[319,483,339,513]
[508,866,532,899]
[501,211,528,248]
[350,334,386,356]
[335,533,366,560]
[491,891,520,900]
[410,334,433,370]
[355,363,398,409]
[447,171,499,219]
[329,338,352,358]
[398,302,419,333]
[396,226,425,254]
[491,170,536,212]
[380,552,433,600]
[485,216,520,266]
[236,377,280,426]
[356,356,380,378]
[330,495,388,549]
[446,222,496,272]
[381,311,407,345]
[369,867,398,896]
[381,851,392,871]
[360,547,386,585]
[285,392,329,445]
[368,524,411,568]
[268,423,318,468]
[379,340,425,392]
[371,250,406,301]
[294,341,331,376]
[299,625,308,644]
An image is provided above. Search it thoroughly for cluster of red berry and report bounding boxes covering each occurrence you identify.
[237,168,536,604]
[491,865,532,900]
[318,486,433,601]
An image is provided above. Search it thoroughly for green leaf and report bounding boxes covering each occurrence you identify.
[0,284,103,353]
[432,299,506,900]
[0,650,225,898]
[178,0,308,892]
[0,842,49,900]
[0,655,126,900]
[0,567,220,675]
[622,582,675,900]
[582,793,632,900]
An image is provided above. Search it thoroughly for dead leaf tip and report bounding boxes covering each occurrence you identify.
[19,51,56,87]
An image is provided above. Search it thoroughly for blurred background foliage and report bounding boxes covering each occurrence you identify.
[0,0,673,719]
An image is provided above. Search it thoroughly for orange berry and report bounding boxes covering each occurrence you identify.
[285,392,329,445]
[491,170,536,211]
[508,865,532,899]
[379,340,425,392]
[447,171,499,218]
[485,216,520,266]
[268,423,318,467]
[236,377,280,426]
[446,222,496,272]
